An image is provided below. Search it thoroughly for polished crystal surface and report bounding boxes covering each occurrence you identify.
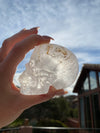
[19,43,79,95]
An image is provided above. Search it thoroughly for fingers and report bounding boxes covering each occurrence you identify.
[0,27,39,61]
[55,89,68,96]
[46,87,68,97]
[2,34,54,79]
[18,86,67,110]
[19,87,55,109]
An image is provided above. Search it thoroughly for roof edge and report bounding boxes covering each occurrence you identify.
[73,63,100,93]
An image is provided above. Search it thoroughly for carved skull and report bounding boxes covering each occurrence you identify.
[19,44,79,95]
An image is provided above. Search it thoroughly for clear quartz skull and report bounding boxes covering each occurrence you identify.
[19,43,79,95]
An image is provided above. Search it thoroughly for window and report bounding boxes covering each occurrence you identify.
[79,86,84,94]
[80,98,85,128]
[98,72,100,87]
[85,96,92,128]
[92,93,100,128]
[83,77,89,91]
[89,71,97,90]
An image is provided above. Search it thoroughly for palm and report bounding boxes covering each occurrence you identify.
[0,27,67,128]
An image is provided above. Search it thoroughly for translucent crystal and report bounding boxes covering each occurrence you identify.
[19,43,79,95]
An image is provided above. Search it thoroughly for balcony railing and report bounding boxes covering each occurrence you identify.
[0,127,20,133]
[0,127,100,133]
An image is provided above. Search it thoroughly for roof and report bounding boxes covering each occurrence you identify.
[82,64,100,71]
[73,64,100,93]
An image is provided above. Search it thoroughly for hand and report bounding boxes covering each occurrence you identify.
[0,27,67,128]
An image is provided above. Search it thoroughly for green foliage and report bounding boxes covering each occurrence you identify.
[20,96,78,121]
[9,96,78,128]
[68,107,78,118]
[7,119,24,128]
[73,108,78,118]
[19,96,71,121]
[37,119,68,127]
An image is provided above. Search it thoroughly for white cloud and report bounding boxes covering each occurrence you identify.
[0,0,100,50]
[75,52,100,67]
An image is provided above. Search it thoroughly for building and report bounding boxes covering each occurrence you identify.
[73,64,100,129]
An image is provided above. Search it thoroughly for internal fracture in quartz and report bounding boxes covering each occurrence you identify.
[19,43,79,95]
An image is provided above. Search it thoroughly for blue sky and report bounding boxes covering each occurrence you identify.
[0,0,100,94]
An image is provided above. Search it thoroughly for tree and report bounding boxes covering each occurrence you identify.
[9,96,78,127]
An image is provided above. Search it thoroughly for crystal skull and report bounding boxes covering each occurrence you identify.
[19,43,79,95]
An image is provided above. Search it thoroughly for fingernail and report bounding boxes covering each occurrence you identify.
[30,27,40,30]
[23,28,26,31]
[36,26,40,29]
[64,91,68,94]
[50,37,54,40]
[20,28,26,32]
[42,36,54,41]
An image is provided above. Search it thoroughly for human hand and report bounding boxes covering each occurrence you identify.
[0,27,67,128]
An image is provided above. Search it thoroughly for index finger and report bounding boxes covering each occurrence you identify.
[2,34,54,80]
[0,27,39,61]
